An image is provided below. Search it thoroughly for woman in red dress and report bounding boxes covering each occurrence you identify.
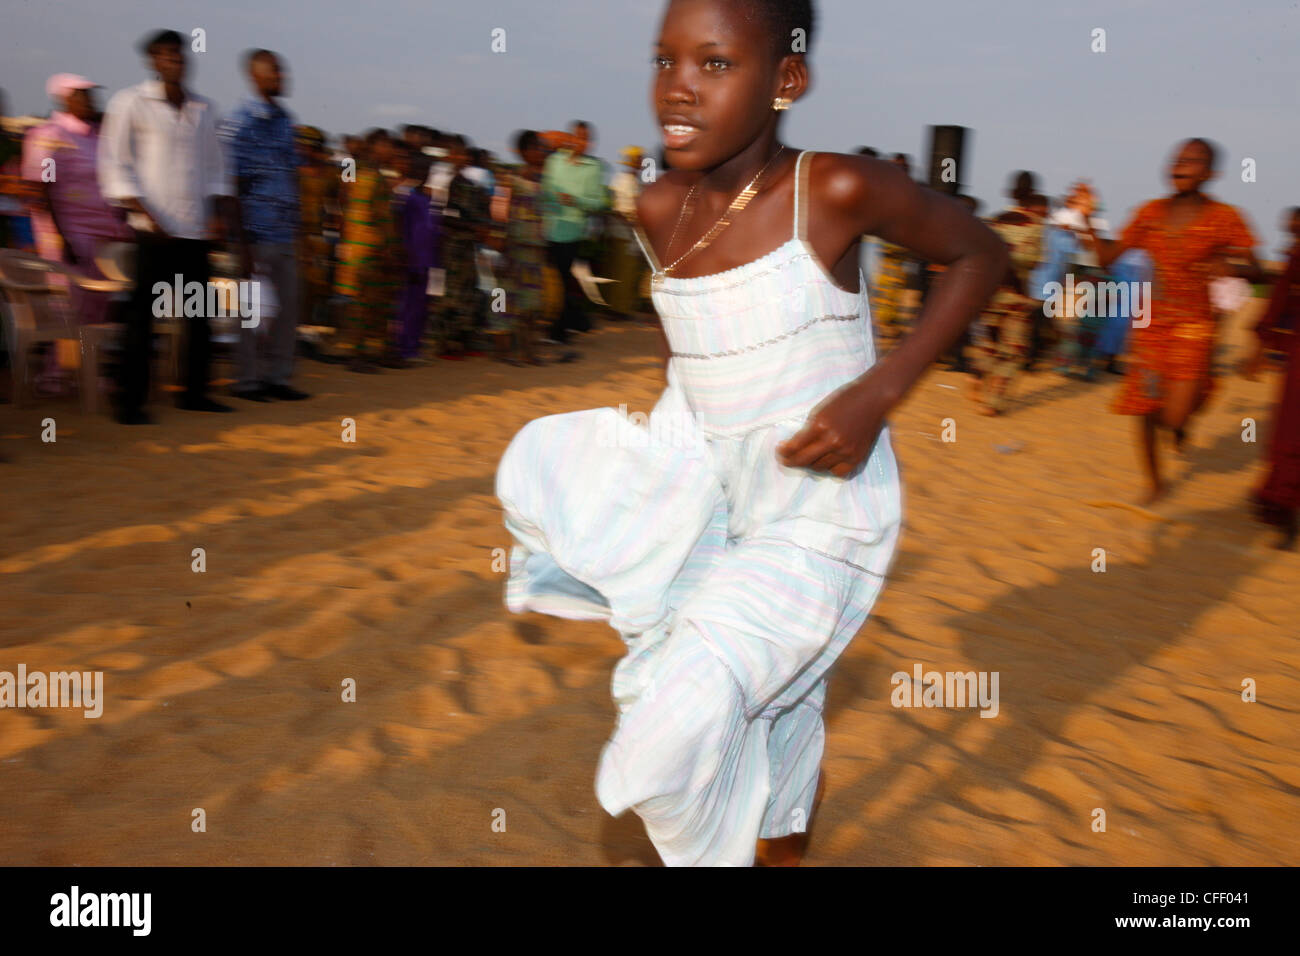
[1245,207,1300,549]
[1083,139,1264,504]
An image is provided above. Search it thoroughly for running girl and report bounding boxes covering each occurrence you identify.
[496,0,1006,866]
[1082,139,1264,504]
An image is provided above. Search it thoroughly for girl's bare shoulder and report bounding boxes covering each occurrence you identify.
[805,151,914,228]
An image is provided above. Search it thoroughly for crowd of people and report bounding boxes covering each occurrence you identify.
[0,30,657,423]
[0,31,1296,544]
[853,143,1297,545]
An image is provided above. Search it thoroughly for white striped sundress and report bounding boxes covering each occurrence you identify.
[496,150,903,865]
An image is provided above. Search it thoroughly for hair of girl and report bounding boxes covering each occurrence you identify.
[736,0,817,60]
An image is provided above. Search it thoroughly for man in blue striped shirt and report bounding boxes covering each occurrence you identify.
[220,49,309,402]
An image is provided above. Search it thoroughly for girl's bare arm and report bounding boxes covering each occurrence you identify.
[778,155,1008,476]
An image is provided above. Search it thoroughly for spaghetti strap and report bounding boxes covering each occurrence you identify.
[793,150,814,242]
[632,220,663,274]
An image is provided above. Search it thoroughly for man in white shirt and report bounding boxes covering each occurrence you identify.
[1050,182,1109,268]
[423,142,455,298]
[98,29,238,423]
[424,145,454,208]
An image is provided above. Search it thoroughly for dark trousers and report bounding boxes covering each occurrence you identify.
[118,236,212,413]
[546,240,589,343]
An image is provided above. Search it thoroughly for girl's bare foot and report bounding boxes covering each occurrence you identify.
[755,773,826,867]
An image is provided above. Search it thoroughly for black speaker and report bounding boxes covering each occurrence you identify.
[926,125,967,195]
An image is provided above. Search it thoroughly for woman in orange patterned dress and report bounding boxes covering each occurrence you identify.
[1083,139,1264,504]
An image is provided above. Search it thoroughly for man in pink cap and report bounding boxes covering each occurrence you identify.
[21,73,132,394]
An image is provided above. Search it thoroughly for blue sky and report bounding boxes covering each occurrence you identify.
[4,0,1297,250]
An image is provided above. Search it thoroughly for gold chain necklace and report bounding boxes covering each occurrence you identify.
[663,145,787,275]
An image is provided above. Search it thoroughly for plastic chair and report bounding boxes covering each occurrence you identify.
[0,249,170,413]
[0,249,120,407]
[78,242,137,414]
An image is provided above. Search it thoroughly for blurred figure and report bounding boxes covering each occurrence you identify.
[541,120,608,345]
[334,128,399,373]
[871,236,914,342]
[1028,192,1083,373]
[401,124,437,154]
[294,125,337,333]
[377,130,402,181]
[99,29,238,423]
[20,73,132,395]
[871,153,923,342]
[968,171,1044,415]
[1043,181,1110,374]
[424,133,456,208]
[1095,248,1150,373]
[606,145,649,319]
[395,143,437,363]
[1083,139,1264,503]
[464,147,496,194]
[221,49,309,401]
[854,148,883,308]
[438,134,489,358]
[0,89,39,250]
[1245,206,1300,548]
[342,135,362,165]
[499,129,550,365]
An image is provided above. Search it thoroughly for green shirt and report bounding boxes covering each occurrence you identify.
[540,149,608,243]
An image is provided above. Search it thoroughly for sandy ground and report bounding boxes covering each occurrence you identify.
[0,306,1297,866]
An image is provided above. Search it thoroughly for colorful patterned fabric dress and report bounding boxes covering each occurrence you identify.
[439,172,488,350]
[503,170,547,358]
[869,239,914,336]
[298,161,335,325]
[334,166,398,355]
[1111,197,1256,416]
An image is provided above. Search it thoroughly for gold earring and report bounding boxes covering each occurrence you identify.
[772,97,791,111]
